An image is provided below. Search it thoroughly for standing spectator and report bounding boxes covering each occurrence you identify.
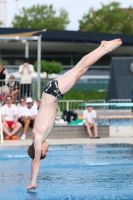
[18,97,26,126]
[83,106,100,138]
[7,75,20,103]
[19,58,34,97]
[0,62,9,105]
[21,97,37,140]
[1,95,22,139]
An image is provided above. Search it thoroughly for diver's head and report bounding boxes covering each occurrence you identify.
[27,142,49,160]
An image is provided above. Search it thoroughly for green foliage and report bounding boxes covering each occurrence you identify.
[34,60,62,81]
[12,4,70,30]
[62,90,106,101]
[79,1,133,34]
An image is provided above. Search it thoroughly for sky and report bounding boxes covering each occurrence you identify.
[7,0,133,30]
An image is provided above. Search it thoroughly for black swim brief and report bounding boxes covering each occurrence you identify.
[44,80,63,98]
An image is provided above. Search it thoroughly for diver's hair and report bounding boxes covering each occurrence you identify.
[27,143,46,160]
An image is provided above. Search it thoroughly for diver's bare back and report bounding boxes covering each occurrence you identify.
[32,92,58,142]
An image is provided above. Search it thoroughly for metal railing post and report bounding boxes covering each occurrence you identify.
[66,101,69,111]
[25,41,29,58]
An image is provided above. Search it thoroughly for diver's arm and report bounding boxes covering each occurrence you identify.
[27,139,41,190]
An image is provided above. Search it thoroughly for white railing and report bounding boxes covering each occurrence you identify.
[58,100,86,112]
[79,99,133,127]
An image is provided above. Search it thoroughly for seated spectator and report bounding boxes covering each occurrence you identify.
[34,98,41,110]
[1,95,22,139]
[83,106,100,139]
[21,97,37,140]
[18,97,26,126]
[7,75,20,102]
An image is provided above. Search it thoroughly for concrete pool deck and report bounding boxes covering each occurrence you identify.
[0,126,133,146]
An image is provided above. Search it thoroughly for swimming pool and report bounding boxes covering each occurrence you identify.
[97,118,133,126]
[0,144,133,200]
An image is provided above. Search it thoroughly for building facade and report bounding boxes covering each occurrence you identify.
[0,28,133,91]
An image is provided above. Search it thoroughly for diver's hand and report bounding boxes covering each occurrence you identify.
[27,183,38,190]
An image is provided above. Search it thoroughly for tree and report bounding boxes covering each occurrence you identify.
[79,2,133,34]
[34,60,62,82]
[12,4,70,30]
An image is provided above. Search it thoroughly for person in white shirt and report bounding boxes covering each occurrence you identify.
[1,95,22,139]
[21,97,37,140]
[19,58,34,97]
[83,106,100,138]
[18,97,26,126]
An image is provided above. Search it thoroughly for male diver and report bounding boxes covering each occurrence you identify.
[27,39,122,190]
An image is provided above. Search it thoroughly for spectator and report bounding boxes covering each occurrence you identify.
[0,62,9,105]
[7,75,20,103]
[19,58,34,97]
[1,95,22,139]
[83,106,100,138]
[18,97,26,126]
[21,97,37,140]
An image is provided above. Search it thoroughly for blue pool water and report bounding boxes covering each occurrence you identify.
[97,118,133,126]
[1,144,133,200]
